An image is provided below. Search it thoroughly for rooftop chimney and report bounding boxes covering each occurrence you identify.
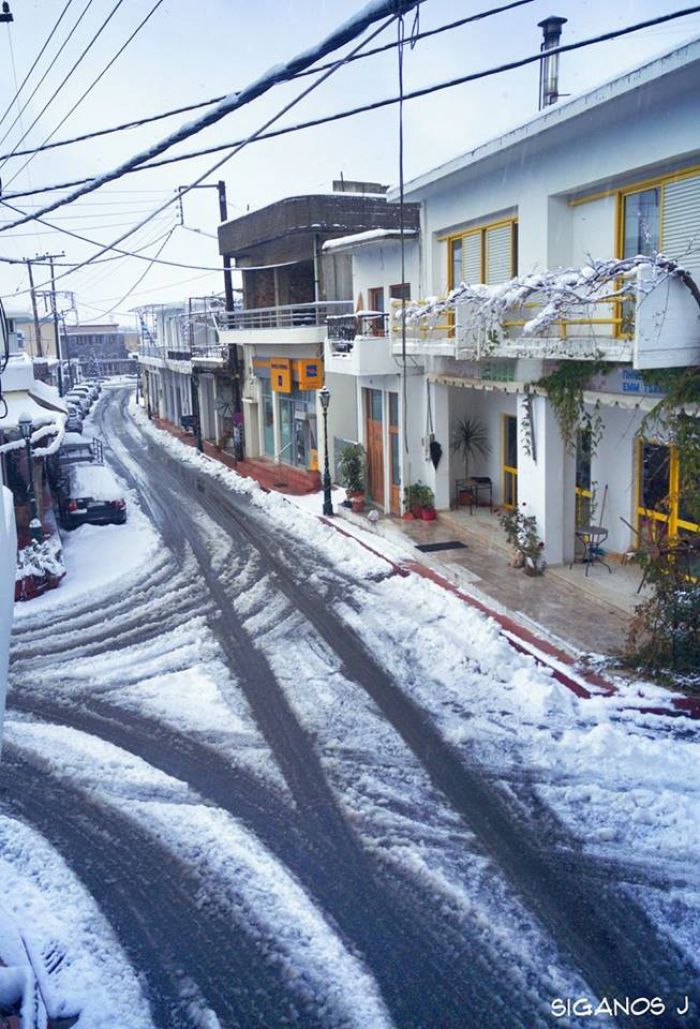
[538,16,567,109]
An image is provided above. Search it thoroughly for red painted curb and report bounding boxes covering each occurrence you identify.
[319,519,700,721]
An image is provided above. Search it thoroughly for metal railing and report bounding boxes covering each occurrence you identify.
[191,340,228,361]
[389,286,636,359]
[327,312,389,352]
[217,299,353,331]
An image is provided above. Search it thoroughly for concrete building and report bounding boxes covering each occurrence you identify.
[64,322,133,377]
[324,40,700,565]
[214,181,419,478]
[138,298,222,441]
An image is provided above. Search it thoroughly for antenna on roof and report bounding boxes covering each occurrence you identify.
[538,16,567,109]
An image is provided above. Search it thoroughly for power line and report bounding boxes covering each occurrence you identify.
[0,2,411,307]
[6,4,700,206]
[0,0,418,232]
[4,0,167,189]
[0,0,96,152]
[0,0,128,173]
[0,0,76,134]
[86,226,176,320]
[0,0,537,163]
[0,199,246,273]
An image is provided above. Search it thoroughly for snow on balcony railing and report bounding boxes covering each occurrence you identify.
[391,255,699,362]
[327,311,388,353]
[217,300,353,331]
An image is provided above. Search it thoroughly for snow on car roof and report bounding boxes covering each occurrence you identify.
[63,432,87,446]
[68,464,122,501]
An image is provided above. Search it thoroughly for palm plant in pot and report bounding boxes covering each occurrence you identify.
[339,443,367,513]
[451,416,491,484]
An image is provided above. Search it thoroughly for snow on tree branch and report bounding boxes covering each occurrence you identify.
[402,254,700,337]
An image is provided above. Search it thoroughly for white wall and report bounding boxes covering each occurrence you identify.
[350,240,420,306]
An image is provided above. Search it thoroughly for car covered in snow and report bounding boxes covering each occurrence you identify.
[65,405,84,433]
[58,432,103,466]
[65,392,91,417]
[58,463,127,529]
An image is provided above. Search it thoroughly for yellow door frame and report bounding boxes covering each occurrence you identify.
[502,413,518,509]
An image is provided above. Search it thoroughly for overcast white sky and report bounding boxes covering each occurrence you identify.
[1,0,699,328]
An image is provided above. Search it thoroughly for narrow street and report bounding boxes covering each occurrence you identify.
[1,388,697,1028]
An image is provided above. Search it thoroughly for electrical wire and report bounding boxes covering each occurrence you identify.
[7,3,700,205]
[0,0,76,134]
[0,0,128,172]
[0,0,537,163]
[0,0,416,232]
[0,198,233,273]
[4,0,167,190]
[85,226,176,320]
[1,4,409,302]
[0,0,97,152]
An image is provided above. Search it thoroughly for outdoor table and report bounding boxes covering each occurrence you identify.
[575,525,611,576]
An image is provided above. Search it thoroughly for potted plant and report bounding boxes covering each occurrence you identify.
[339,443,366,513]
[403,481,436,520]
[450,416,491,483]
[498,503,545,575]
[418,483,436,521]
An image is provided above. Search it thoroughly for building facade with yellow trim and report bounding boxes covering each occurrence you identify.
[325,40,700,566]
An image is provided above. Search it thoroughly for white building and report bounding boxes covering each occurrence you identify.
[138,298,223,442]
[324,39,700,565]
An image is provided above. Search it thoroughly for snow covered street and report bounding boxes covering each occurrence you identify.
[1,387,698,1028]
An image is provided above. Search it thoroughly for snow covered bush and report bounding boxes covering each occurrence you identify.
[15,535,65,602]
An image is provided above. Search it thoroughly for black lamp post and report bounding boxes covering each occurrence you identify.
[319,385,333,516]
[18,413,41,542]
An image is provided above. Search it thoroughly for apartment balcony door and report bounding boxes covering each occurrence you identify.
[365,388,384,505]
[502,414,518,508]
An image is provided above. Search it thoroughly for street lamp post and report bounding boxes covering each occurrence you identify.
[18,413,41,542]
[319,386,333,517]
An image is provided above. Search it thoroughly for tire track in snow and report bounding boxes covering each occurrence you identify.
[119,392,698,1027]
[99,393,523,1026]
[0,744,331,1029]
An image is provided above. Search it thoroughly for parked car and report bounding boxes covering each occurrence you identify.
[59,432,102,466]
[58,464,127,529]
[73,383,98,401]
[65,392,91,416]
[65,407,84,433]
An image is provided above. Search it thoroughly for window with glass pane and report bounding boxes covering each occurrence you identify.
[641,442,670,512]
[450,238,462,288]
[623,188,660,258]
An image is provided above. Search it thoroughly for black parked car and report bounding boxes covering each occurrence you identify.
[58,463,127,529]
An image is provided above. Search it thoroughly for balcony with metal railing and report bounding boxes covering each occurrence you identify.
[324,311,395,376]
[388,263,700,369]
[217,300,353,347]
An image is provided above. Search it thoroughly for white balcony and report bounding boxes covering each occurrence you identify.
[389,262,700,368]
[324,312,396,376]
[217,300,353,349]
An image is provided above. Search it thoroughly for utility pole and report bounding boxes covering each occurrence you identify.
[217,180,244,461]
[178,180,244,459]
[48,256,64,396]
[25,252,64,361]
[26,261,42,359]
